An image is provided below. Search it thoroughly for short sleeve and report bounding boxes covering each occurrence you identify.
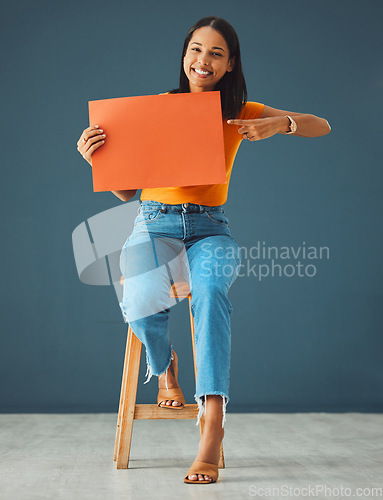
[240,101,264,120]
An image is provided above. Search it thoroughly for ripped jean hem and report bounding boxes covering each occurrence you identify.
[194,392,229,429]
[119,302,129,324]
[143,344,174,388]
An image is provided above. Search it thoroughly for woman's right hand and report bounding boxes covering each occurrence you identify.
[77,125,106,166]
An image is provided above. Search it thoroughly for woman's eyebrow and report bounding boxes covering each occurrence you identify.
[190,42,225,52]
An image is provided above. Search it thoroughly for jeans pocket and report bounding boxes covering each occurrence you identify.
[203,210,229,226]
[135,208,164,226]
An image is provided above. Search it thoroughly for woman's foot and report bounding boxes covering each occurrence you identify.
[186,395,225,482]
[158,350,183,407]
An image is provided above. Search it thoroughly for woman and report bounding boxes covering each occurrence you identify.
[77,16,331,484]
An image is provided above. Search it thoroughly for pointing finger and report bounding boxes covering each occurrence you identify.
[227,119,249,125]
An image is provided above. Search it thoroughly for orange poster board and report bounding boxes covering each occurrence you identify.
[88,91,226,192]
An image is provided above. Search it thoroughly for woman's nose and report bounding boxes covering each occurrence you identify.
[198,53,210,65]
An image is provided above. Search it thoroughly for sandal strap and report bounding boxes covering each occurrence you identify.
[184,460,219,482]
[157,387,185,406]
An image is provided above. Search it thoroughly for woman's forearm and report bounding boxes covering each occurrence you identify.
[277,114,331,137]
[111,189,137,202]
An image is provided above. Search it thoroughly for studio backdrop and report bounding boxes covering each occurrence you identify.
[1,0,382,413]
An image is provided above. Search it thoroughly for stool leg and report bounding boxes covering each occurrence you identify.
[188,297,225,469]
[114,326,132,461]
[114,325,142,469]
[189,297,197,385]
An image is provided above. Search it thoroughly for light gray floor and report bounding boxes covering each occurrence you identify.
[0,413,382,500]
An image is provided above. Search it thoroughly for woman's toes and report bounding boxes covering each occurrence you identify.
[160,400,181,406]
[162,400,181,406]
[187,473,212,482]
[205,475,213,481]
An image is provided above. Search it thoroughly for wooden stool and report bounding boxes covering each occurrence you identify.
[114,278,225,469]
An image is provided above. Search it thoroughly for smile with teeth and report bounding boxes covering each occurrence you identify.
[192,67,212,76]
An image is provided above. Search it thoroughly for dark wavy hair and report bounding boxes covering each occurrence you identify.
[168,16,248,120]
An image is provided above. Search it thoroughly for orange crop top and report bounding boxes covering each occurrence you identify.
[140,94,264,206]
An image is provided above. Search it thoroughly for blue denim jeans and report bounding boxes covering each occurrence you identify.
[119,200,242,428]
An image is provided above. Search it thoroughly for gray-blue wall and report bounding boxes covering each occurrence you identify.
[1,0,382,413]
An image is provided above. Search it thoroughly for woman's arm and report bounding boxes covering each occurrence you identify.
[111,189,137,202]
[260,104,331,137]
[227,104,331,140]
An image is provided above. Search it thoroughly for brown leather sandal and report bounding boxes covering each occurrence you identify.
[184,459,219,484]
[157,350,185,410]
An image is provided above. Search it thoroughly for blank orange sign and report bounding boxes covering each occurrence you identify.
[88,91,226,192]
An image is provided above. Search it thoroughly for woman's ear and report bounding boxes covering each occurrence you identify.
[227,56,235,72]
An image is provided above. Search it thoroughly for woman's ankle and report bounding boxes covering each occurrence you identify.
[202,396,226,425]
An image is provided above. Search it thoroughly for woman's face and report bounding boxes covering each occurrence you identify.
[183,26,235,93]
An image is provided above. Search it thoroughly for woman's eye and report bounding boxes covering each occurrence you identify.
[191,48,222,57]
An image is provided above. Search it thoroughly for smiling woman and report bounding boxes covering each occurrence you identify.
[76,14,331,487]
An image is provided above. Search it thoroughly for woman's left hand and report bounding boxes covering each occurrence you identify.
[227,117,287,141]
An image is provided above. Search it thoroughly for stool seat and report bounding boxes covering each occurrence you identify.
[114,278,225,469]
[120,275,191,298]
[170,281,191,298]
